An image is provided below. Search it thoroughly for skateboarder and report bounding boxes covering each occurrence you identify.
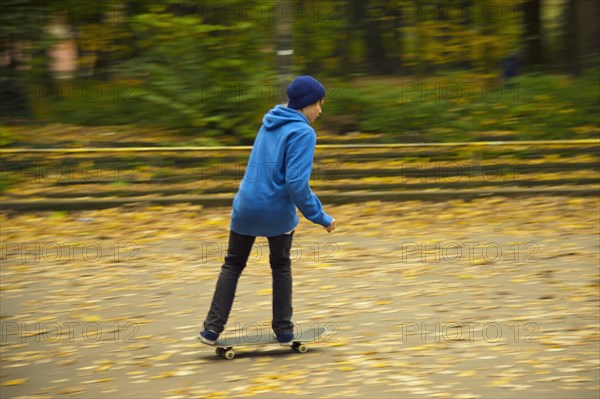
[198,75,336,346]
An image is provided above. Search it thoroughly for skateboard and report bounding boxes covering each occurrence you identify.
[197,326,327,360]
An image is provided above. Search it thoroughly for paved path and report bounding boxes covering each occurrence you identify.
[1,197,598,398]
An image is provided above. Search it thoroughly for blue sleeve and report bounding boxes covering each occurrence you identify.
[285,129,333,227]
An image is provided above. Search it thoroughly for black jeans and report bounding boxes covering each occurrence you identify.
[203,229,295,335]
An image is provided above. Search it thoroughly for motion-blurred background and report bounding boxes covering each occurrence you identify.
[1,0,598,142]
[1,2,599,398]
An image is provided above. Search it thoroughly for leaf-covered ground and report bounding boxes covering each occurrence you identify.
[1,197,598,398]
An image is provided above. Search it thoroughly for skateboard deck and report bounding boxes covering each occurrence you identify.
[197,326,326,359]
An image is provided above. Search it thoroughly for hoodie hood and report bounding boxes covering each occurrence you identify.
[262,105,309,130]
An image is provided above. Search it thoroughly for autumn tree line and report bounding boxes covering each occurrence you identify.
[1,0,598,139]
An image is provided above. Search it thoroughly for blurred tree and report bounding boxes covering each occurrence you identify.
[276,0,294,102]
[363,0,391,74]
[334,0,361,75]
[523,0,544,69]
[3,0,597,138]
[120,1,275,135]
[76,1,135,80]
[566,0,600,76]
[0,0,53,118]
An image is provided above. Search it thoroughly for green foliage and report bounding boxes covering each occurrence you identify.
[2,0,597,143]
[0,169,17,194]
[109,180,130,187]
[33,1,278,138]
[318,69,600,141]
[0,126,21,147]
[117,3,276,137]
[49,211,69,219]
[35,80,142,125]
[504,69,600,139]
[293,0,527,77]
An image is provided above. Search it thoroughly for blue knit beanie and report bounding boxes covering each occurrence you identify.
[286,76,326,110]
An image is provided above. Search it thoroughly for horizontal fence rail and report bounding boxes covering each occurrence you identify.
[1,139,599,153]
[1,140,598,211]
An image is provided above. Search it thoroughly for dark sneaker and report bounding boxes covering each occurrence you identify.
[196,329,219,345]
[275,331,294,345]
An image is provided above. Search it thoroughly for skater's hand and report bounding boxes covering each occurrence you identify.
[325,218,336,233]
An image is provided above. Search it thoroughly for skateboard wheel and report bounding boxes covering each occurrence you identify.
[216,348,225,356]
[224,350,235,360]
[295,344,308,353]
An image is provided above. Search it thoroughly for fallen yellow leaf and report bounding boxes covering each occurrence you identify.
[1,378,29,386]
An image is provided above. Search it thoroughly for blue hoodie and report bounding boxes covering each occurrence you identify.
[230,105,333,237]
